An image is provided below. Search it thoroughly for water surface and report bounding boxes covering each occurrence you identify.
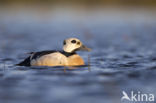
[0,4,156,103]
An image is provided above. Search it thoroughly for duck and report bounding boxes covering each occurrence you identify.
[17,38,91,67]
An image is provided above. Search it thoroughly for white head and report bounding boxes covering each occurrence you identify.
[63,38,91,53]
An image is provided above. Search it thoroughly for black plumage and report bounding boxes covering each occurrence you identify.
[17,50,76,66]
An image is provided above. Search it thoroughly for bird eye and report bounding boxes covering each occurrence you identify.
[63,40,66,45]
[71,40,76,43]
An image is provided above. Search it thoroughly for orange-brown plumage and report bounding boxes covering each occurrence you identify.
[67,54,85,66]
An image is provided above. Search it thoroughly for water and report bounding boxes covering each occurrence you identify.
[0,4,156,103]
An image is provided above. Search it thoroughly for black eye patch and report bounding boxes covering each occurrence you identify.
[63,40,66,45]
[77,42,80,45]
[71,40,77,43]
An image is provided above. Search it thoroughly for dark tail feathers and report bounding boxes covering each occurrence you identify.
[16,56,31,66]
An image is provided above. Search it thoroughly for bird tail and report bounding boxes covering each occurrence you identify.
[16,56,31,66]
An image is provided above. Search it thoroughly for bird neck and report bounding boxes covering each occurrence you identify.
[62,51,76,57]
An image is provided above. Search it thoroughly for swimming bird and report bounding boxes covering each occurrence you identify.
[17,38,91,67]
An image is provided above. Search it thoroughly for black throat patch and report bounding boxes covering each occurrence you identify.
[61,51,76,57]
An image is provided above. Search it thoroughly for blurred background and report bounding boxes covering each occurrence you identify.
[0,0,156,55]
[0,0,156,103]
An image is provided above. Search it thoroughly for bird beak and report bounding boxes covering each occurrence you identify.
[79,45,91,52]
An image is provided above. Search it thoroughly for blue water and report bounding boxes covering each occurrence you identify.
[0,6,156,103]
